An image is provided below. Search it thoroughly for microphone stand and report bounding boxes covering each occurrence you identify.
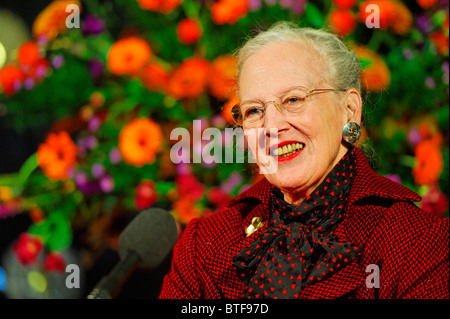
[87,250,140,299]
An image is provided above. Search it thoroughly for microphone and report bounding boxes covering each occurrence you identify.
[87,208,178,299]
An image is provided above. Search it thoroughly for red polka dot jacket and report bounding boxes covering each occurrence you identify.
[159,147,449,299]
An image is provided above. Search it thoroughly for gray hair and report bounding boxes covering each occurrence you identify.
[234,21,361,94]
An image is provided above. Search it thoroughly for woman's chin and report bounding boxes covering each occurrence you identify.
[264,170,308,193]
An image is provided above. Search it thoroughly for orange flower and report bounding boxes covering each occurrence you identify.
[352,45,391,92]
[177,18,203,45]
[173,196,201,224]
[140,62,169,92]
[389,1,412,35]
[167,57,210,99]
[0,64,24,96]
[416,0,438,9]
[329,9,357,37]
[37,131,78,181]
[33,0,82,40]
[17,41,42,66]
[221,93,239,124]
[136,0,182,14]
[211,0,249,25]
[119,118,163,166]
[107,37,152,76]
[412,140,443,186]
[209,55,238,100]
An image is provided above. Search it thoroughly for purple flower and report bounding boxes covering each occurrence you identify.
[220,172,243,193]
[82,15,105,36]
[91,163,105,179]
[442,61,449,84]
[36,35,48,47]
[88,116,101,132]
[408,127,422,145]
[99,175,114,193]
[78,181,101,196]
[89,58,104,79]
[280,0,295,8]
[292,0,307,15]
[75,171,89,187]
[385,174,401,184]
[238,184,252,194]
[176,163,192,175]
[12,80,21,93]
[51,55,65,69]
[85,136,98,150]
[402,48,413,60]
[109,148,121,164]
[425,76,436,89]
[249,0,262,11]
[35,64,48,79]
[416,13,431,34]
[24,78,35,90]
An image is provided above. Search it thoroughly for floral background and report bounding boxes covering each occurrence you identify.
[0,0,448,298]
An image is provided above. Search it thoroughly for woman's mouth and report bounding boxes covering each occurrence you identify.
[270,142,304,162]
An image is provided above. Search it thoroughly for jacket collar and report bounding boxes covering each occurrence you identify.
[227,146,421,209]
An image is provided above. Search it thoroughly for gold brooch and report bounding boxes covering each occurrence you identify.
[245,217,265,237]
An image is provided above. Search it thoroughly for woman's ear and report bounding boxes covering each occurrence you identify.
[344,88,363,125]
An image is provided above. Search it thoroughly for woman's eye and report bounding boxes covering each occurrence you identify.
[244,107,262,117]
[285,96,304,104]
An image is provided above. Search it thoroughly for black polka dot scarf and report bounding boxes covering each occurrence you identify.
[233,147,363,299]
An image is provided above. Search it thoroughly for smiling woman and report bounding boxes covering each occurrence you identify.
[159,21,449,299]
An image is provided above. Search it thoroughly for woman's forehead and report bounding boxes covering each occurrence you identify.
[238,41,324,97]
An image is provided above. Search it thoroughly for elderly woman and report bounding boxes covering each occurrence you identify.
[159,22,449,299]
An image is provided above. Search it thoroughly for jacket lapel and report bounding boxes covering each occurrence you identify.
[214,147,421,299]
[208,203,271,299]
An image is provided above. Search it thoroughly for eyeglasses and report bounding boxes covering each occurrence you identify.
[231,86,347,128]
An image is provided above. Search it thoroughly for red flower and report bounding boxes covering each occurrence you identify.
[211,0,249,25]
[332,0,356,9]
[17,41,42,66]
[177,18,203,45]
[0,64,24,96]
[330,9,357,37]
[44,252,66,273]
[416,0,438,9]
[135,180,158,210]
[176,173,205,201]
[12,233,43,266]
[430,31,449,56]
[420,184,449,218]
[207,187,231,211]
[412,140,443,186]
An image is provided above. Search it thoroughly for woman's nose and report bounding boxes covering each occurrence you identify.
[264,102,289,136]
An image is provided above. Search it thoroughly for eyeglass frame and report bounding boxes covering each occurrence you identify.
[231,86,348,127]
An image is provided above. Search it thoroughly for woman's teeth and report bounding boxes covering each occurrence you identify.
[273,143,304,157]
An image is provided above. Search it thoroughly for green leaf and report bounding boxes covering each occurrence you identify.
[305,3,324,28]
[17,153,39,192]
[29,211,72,252]
[155,181,176,195]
